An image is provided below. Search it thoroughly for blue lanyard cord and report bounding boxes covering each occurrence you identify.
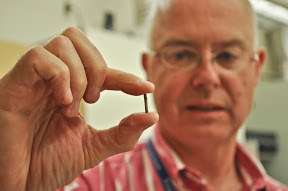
[146,139,176,191]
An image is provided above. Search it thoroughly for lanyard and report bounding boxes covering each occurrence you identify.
[146,139,176,191]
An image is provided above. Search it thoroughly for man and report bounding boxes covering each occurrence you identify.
[61,0,287,190]
[0,0,287,191]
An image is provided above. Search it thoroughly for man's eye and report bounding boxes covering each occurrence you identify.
[172,50,195,61]
[216,52,238,62]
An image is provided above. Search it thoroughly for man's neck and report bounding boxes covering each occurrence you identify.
[160,130,243,191]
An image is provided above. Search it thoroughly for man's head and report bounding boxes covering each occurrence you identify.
[142,0,266,147]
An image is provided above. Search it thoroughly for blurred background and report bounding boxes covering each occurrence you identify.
[0,0,287,184]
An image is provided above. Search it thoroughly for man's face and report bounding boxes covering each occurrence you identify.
[143,0,265,146]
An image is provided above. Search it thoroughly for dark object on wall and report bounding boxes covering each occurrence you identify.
[246,130,279,163]
[63,1,72,16]
[103,12,115,31]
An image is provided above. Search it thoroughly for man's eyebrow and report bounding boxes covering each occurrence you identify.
[213,39,247,50]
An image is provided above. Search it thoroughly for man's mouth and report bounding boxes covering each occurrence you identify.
[186,104,226,112]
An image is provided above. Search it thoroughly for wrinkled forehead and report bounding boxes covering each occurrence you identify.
[151,0,255,50]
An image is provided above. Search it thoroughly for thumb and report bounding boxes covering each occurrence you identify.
[108,112,159,153]
[84,112,159,168]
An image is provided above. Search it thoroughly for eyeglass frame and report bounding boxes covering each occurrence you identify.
[148,44,259,71]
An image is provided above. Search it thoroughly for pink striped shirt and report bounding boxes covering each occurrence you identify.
[60,126,287,191]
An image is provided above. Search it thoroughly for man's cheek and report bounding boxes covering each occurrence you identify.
[220,72,244,104]
[226,78,253,127]
[161,72,188,101]
[155,72,189,117]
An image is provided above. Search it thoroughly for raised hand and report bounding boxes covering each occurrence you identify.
[0,27,158,191]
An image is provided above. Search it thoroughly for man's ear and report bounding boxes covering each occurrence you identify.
[254,49,266,85]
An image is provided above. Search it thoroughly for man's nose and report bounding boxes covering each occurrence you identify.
[190,59,221,90]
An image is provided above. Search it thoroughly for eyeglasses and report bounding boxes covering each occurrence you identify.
[152,46,258,71]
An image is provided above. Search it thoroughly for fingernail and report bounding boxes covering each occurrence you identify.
[140,80,154,90]
[149,112,159,121]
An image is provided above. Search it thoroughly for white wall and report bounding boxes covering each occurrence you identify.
[0,0,137,44]
[246,81,288,183]
[74,0,136,32]
[0,0,69,44]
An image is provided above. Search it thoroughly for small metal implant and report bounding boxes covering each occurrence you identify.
[144,94,148,113]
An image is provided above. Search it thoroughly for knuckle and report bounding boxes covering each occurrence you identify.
[63,26,80,37]
[119,114,136,127]
[50,62,70,81]
[119,117,130,128]
[50,35,73,49]
[24,46,45,65]
[57,64,70,78]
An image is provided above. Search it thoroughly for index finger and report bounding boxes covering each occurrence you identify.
[102,68,155,95]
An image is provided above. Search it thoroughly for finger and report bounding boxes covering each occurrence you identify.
[84,112,159,168]
[62,27,107,103]
[45,35,87,116]
[9,46,72,107]
[102,68,155,95]
[114,112,159,148]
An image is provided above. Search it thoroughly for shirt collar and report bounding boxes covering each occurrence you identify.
[236,144,267,190]
[151,125,268,189]
[151,125,186,178]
